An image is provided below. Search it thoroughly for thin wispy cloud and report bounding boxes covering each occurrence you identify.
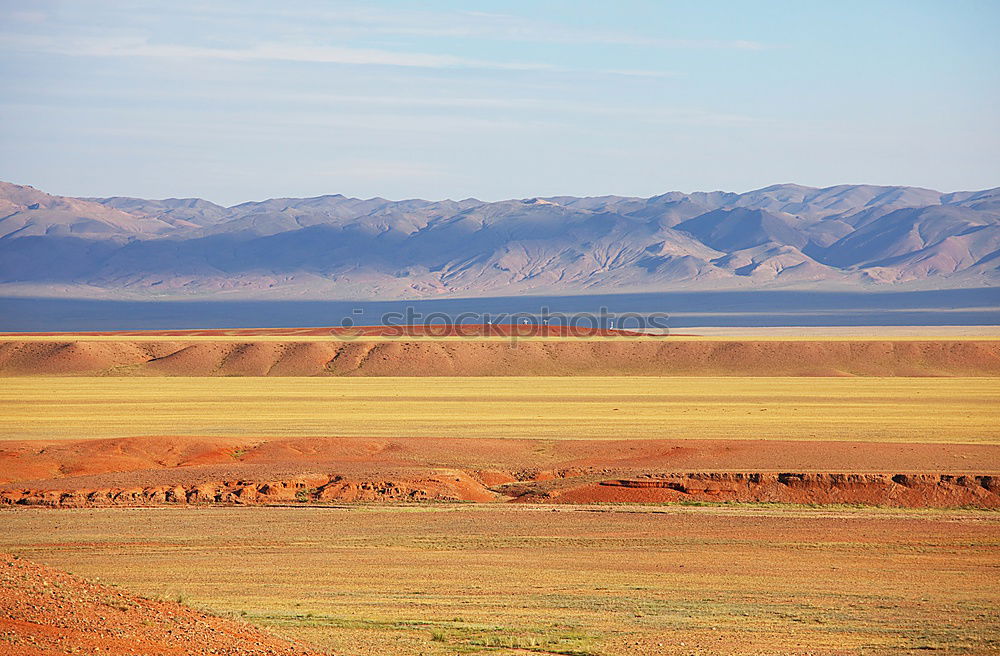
[0,33,675,77]
[0,87,757,129]
[0,34,677,78]
[0,34,531,70]
[0,1,766,80]
[28,2,768,50]
[236,4,770,49]
[19,0,775,51]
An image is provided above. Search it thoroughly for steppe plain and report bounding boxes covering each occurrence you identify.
[2,328,999,655]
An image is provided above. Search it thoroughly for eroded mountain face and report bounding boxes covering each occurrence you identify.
[1,180,997,298]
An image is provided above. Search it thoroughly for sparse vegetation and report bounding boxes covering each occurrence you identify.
[2,505,997,655]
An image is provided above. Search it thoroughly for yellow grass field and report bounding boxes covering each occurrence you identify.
[3,505,998,656]
[2,376,998,443]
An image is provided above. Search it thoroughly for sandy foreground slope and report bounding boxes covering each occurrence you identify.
[0,552,323,656]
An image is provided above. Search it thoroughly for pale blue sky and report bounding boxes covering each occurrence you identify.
[1,0,998,204]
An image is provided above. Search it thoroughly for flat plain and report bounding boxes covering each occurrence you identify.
[2,375,998,443]
[3,505,998,656]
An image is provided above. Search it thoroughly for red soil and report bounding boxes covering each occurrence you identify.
[514,472,1000,506]
[2,339,999,376]
[2,436,998,508]
[0,553,325,656]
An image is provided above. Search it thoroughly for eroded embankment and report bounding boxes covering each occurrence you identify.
[2,339,1000,376]
[512,472,1000,507]
[4,437,997,508]
[3,471,998,509]
[0,472,497,506]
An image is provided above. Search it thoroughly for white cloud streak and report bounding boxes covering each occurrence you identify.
[0,34,532,69]
[93,3,769,50]
[222,5,770,49]
[0,33,680,77]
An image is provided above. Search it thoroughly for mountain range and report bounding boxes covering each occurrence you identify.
[1,180,998,299]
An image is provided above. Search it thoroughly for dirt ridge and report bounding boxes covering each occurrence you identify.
[3,470,997,509]
[3,339,1000,376]
[4,436,997,487]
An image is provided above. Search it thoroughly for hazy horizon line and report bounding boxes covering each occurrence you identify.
[6,178,997,209]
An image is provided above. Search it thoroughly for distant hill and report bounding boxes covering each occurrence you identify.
[0,180,997,299]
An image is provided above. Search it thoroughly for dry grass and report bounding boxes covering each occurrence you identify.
[1,376,997,443]
[2,504,997,655]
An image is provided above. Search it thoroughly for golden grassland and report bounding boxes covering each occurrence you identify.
[3,504,998,655]
[1,376,998,443]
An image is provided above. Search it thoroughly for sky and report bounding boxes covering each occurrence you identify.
[1,0,998,205]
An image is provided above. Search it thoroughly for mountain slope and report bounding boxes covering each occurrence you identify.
[0,180,997,299]
[0,182,180,240]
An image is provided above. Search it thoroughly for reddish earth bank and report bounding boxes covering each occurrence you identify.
[0,553,324,656]
[2,339,999,376]
[3,471,996,509]
[524,472,1000,506]
[2,436,998,509]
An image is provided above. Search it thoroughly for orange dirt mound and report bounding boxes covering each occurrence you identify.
[512,472,1000,507]
[3,436,997,486]
[2,436,998,508]
[0,552,325,656]
[4,471,995,508]
[2,339,999,376]
[0,472,498,506]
